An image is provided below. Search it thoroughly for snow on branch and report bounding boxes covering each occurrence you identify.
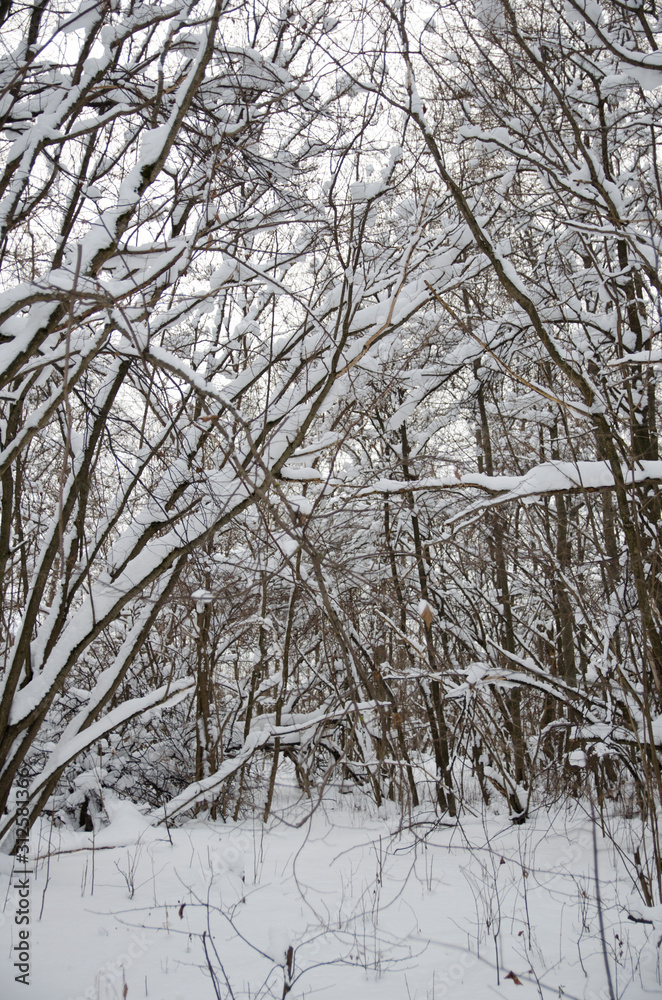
[357,459,662,506]
[0,678,194,850]
[155,701,382,823]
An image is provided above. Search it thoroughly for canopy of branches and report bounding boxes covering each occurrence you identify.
[1,0,661,904]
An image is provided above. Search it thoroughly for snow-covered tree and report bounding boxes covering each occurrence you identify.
[2,0,662,906]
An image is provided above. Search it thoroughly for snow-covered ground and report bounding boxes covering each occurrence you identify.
[1,791,660,999]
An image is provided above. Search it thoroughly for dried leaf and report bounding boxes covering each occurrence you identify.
[418,600,435,628]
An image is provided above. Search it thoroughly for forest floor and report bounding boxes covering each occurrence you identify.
[1,788,661,1000]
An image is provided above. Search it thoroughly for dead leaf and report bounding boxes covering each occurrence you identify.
[505,971,523,985]
[419,601,435,628]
